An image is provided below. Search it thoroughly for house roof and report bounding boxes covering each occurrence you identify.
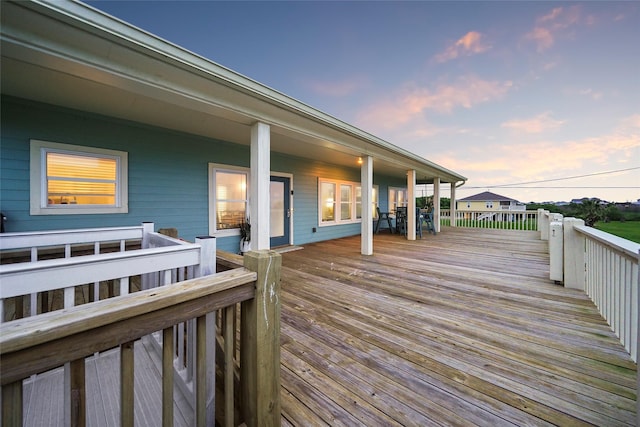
[459,191,520,203]
[0,0,467,185]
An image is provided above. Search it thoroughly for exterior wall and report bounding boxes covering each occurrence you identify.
[1,96,404,252]
[457,200,496,211]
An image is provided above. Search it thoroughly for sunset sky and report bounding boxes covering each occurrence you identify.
[88,1,639,203]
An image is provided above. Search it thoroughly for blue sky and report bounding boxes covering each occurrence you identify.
[88,1,639,203]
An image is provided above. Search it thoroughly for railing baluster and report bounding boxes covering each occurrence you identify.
[121,341,135,427]
[196,315,206,427]
[224,305,234,427]
[70,358,86,427]
[2,381,23,427]
[163,327,174,427]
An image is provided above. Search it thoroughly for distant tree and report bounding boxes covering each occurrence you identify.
[440,197,450,209]
[575,199,603,226]
[603,204,622,222]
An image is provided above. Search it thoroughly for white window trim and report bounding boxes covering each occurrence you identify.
[30,140,128,215]
[208,163,250,237]
[388,186,408,212]
[318,178,375,227]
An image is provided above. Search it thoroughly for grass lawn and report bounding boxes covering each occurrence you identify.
[594,221,640,244]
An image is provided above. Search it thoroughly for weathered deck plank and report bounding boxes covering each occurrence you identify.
[22,340,193,427]
[279,227,637,426]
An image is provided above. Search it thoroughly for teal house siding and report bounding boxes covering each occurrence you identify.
[1,96,410,252]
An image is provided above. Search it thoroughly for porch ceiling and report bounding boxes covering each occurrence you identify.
[0,0,465,185]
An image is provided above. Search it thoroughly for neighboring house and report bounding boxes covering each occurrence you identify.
[0,0,466,255]
[457,191,525,212]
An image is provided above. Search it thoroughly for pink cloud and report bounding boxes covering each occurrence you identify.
[356,75,512,132]
[524,5,583,52]
[434,31,491,63]
[501,112,565,133]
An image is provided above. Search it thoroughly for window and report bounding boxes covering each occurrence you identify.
[319,178,375,226]
[30,140,128,215]
[388,187,408,213]
[340,184,352,220]
[209,164,249,235]
[356,185,379,219]
[320,181,336,222]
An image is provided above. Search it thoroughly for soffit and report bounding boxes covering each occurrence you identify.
[1,0,466,184]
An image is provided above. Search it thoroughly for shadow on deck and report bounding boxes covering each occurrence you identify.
[279,227,637,426]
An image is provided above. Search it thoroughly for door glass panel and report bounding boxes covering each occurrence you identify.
[270,181,285,237]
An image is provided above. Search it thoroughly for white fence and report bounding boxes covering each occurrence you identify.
[539,211,639,363]
[441,209,539,230]
[0,223,217,420]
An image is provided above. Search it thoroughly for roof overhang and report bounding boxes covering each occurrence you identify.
[1,0,467,185]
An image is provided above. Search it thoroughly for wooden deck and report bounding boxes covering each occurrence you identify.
[279,227,637,426]
[17,227,637,425]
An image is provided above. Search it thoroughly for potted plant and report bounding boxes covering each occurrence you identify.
[239,218,251,254]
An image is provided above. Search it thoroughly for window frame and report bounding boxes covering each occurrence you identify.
[208,163,250,237]
[318,178,378,227]
[29,140,128,215]
[388,186,408,213]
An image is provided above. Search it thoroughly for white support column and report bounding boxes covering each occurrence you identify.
[563,218,585,289]
[450,182,457,228]
[433,178,441,233]
[407,170,416,240]
[361,156,373,255]
[250,122,270,250]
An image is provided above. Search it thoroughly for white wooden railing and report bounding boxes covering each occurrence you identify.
[0,223,217,422]
[440,209,539,230]
[1,250,282,427]
[540,212,639,363]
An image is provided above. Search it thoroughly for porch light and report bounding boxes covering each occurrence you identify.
[357,157,363,165]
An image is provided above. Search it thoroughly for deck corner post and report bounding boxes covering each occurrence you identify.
[549,218,564,283]
[539,210,549,240]
[241,250,282,427]
[563,218,585,290]
[195,236,217,276]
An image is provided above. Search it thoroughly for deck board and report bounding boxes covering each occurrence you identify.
[279,227,637,426]
[22,340,193,427]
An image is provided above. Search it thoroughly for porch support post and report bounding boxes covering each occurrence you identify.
[250,122,270,250]
[450,182,457,228]
[407,170,416,240]
[433,178,441,233]
[360,156,373,255]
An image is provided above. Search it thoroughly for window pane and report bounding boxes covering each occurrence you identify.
[215,170,248,230]
[340,184,352,220]
[216,171,246,201]
[46,152,117,206]
[321,182,335,222]
[217,201,247,230]
[270,181,285,237]
[355,186,362,219]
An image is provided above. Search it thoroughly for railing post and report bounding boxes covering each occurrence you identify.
[141,222,154,291]
[549,218,564,283]
[241,250,282,427]
[636,248,639,427]
[194,235,216,425]
[195,236,216,277]
[563,218,585,290]
[539,210,548,241]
